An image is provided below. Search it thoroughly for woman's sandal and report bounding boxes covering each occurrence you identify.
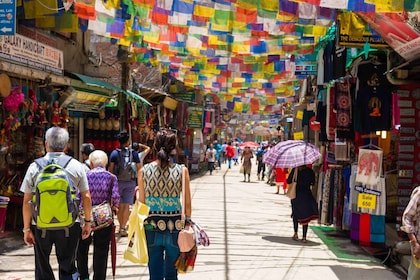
[301,238,307,243]
[292,234,299,241]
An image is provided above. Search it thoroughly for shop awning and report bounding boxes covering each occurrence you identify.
[125,90,152,106]
[59,87,113,113]
[61,72,121,113]
[71,72,123,93]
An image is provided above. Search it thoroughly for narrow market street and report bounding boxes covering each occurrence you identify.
[1,161,403,280]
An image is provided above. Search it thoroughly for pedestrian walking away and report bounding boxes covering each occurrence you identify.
[132,141,151,167]
[222,141,227,164]
[233,143,240,165]
[214,140,223,170]
[225,141,235,169]
[287,165,319,243]
[241,146,253,182]
[136,129,192,280]
[20,126,92,280]
[206,143,216,175]
[256,145,266,181]
[108,132,141,237]
[274,167,288,194]
[80,143,95,170]
[77,150,120,280]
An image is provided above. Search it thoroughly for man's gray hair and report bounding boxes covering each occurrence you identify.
[89,150,108,168]
[45,126,69,152]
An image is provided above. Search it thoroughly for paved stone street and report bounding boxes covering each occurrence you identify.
[0,162,403,280]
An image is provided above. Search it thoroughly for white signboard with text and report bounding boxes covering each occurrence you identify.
[0,34,63,75]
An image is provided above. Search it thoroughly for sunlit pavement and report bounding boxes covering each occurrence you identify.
[0,161,403,279]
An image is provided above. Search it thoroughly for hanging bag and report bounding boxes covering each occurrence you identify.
[177,166,196,253]
[286,169,298,200]
[175,166,198,273]
[92,177,115,231]
[123,194,150,265]
[81,177,115,231]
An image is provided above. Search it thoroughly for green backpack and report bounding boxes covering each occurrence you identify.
[32,155,78,238]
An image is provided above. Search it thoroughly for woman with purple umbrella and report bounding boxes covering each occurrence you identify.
[287,165,319,243]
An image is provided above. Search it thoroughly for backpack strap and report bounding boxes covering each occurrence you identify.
[56,154,73,168]
[116,148,133,167]
[34,154,72,169]
[34,157,48,169]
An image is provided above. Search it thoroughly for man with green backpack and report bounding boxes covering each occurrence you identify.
[20,126,92,279]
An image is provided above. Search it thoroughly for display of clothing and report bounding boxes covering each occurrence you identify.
[334,80,353,139]
[356,86,392,134]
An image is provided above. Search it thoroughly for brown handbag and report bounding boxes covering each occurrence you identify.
[286,169,298,200]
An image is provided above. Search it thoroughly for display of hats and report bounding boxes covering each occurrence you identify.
[98,108,106,119]
[86,118,93,129]
[106,119,113,130]
[99,119,106,130]
[113,118,120,130]
[92,118,100,130]
[0,73,11,98]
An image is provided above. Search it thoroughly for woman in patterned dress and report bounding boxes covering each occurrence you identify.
[136,129,192,280]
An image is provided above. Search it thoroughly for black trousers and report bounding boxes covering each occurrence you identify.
[32,223,81,280]
[77,225,113,280]
[257,163,266,178]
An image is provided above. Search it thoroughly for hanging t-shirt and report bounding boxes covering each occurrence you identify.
[316,89,328,142]
[356,62,390,90]
[332,46,347,80]
[356,86,392,134]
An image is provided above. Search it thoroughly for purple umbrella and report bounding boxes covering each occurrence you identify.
[263,140,321,168]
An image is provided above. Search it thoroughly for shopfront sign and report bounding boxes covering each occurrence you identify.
[356,12,420,61]
[0,0,16,35]
[187,106,204,129]
[357,193,376,209]
[0,34,63,75]
[294,61,317,77]
[174,91,195,104]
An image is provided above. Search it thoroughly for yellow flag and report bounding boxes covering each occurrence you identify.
[24,0,35,19]
[36,17,55,28]
[234,101,243,112]
[103,0,120,10]
[36,0,58,16]
[224,94,233,102]
[143,32,160,44]
[260,0,278,11]
[194,5,214,17]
